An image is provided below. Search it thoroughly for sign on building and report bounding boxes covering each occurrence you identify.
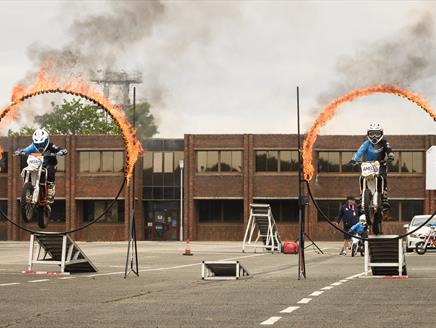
[427,146,436,190]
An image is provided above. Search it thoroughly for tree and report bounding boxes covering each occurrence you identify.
[125,102,158,140]
[8,99,158,138]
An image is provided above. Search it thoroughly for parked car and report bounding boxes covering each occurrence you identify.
[404,215,436,252]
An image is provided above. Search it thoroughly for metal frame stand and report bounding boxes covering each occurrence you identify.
[124,87,139,278]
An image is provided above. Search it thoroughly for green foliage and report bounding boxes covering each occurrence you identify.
[125,102,158,140]
[8,99,158,139]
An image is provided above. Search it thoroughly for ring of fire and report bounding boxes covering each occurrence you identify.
[0,70,143,182]
[303,84,436,181]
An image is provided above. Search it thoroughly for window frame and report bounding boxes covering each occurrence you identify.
[196,150,244,174]
[254,149,299,173]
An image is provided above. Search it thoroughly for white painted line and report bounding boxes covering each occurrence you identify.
[321,286,334,290]
[260,316,282,325]
[331,282,342,286]
[297,298,312,304]
[339,279,348,283]
[280,306,300,313]
[0,282,20,286]
[59,276,76,280]
[28,279,49,283]
[309,291,324,297]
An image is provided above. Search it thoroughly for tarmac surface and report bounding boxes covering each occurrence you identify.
[0,240,435,328]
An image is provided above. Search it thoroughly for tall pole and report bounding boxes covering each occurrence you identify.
[297,86,306,280]
[179,160,184,241]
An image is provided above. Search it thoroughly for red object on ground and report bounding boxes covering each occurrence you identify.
[183,240,193,256]
[283,241,299,254]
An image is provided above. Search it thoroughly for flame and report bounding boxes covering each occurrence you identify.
[0,68,143,182]
[303,84,436,181]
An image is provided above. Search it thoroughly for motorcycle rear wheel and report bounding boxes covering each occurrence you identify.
[363,189,373,226]
[20,182,36,222]
[36,205,50,229]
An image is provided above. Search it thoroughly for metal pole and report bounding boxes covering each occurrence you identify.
[297,86,306,280]
[179,160,184,241]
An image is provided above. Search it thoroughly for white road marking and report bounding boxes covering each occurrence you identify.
[321,286,334,290]
[0,282,20,286]
[309,291,324,296]
[280,306,299,313]
[260,316,282,325]
[339,279,348,283]
[297,298,312,304]
[59,276,76,280]
[331,282,342,286]
[28,279,49,283]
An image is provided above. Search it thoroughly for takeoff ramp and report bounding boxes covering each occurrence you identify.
[201,261,250,280]
[27,233,97,274]
[364,235,407,277]
[242,204,282,253]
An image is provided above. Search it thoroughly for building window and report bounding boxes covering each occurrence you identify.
[79,151,124,173]
[388,151,423,173]
[341,152,360,173]
[82,200,125,223]
[255,150,298,172]
[0,152,8,173]
[256,199,299,223]
[198,200,243,223]
[317,200,343,222]
[0,200,6,222]
[197,151,243,173]
[318,152,340,172]
[57,156,65,172]
[143,151,184,200]
[385,200,424,222]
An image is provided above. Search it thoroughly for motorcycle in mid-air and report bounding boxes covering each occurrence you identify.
[16,152,58,229]
[356,160,387,235]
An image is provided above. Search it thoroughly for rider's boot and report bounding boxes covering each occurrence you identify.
[382,191,390,212]
[47,182,56,204]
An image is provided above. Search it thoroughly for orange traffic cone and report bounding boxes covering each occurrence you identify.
[183,240,193,256]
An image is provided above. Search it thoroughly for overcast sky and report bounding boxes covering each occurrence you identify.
[0,0,435,137]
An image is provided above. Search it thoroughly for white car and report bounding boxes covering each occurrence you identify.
[404,215,436,252]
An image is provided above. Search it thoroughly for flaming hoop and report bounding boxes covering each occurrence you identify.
[0,69,143,182]
[303,84,436,181]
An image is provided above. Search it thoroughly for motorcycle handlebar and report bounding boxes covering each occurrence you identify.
[13,152,59,157]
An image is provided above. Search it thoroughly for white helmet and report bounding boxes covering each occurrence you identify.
[359,214,367,224]
[367,123,383,145]
[32,128,49,152]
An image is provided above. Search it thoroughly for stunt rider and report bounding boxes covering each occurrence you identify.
[14,128,67,204]
[348,123,394,209]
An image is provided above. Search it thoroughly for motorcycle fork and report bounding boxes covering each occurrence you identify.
[38,168,48,207]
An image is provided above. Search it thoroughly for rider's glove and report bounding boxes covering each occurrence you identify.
[14,149,22,156]
[348,160,357,166]
[387,153,394,163]
[56,149,67,156]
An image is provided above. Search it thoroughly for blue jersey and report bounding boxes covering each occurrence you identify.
[352,139,393,162]
[349,222,367,235]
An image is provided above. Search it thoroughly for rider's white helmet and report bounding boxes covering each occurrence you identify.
[359,214,367,224]
[367,123,383,145]
[32,128,49,152]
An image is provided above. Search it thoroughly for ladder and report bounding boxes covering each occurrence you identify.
[27,232,98,274]
[364,235,407,277]
[242,204,282,253]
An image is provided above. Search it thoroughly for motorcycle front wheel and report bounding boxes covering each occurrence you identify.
[20,182,36,222]
[351,243,357,257]
[415,241,427,255]
[36,205,51,229]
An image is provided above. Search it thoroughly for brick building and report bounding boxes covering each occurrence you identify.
[0,134,434,242]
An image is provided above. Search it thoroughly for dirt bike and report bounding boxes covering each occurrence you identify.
[350,233,365,257]
[415,224,436,255]
[356,160,387,235]
[16,152,57,229]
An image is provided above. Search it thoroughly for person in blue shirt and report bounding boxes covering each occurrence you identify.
[14,128,67,204]
[349,215,368,236]
[335,195,363,255]
[348,123,394,209]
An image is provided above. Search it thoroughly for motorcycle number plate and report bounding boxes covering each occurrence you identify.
[361,162,379,176]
